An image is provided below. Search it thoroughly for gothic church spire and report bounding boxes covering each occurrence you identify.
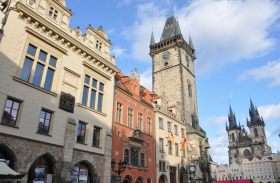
[150,30,155,46]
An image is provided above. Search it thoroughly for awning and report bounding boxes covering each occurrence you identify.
[0,159,20,175]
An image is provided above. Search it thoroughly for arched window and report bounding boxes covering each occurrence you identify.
[124,149,129,163]
[243,149,251,159]
[232,133,235,141]
[28,156,54,183]
[254,128,258,137]
[70,162,94,183]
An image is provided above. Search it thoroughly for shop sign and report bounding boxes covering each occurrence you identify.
[79,169,88,181]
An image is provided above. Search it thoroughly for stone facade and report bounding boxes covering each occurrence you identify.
[0,0,119,182]
[150,15,211,183]
[226,100,272,165]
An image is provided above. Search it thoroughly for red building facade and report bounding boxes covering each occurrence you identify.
[111,69,155,183]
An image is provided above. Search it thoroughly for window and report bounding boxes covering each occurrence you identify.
[38,109,52,134]
[116,102,123,123]
[96,40,102,51]
[124,149,129,163]
[254,128,258,137]
[269,174,271,178]
[181,128,184,137]
[159,161,166,171]
[137,113,143,131]
[147,178,151,183]
[248,169,250,172]
[188,84,192,97]
[140,153,145,167]
[147,117,151,135]
[268,167,270,171]
[159,118,163,129]
[167,122,171,132]
[147,142,150,148]
[174,125,177,135]
[128,108,133,128]
[249,175,251,179]
[232,133,235,141]
[20,44,57,91]
[81,75,104,112]
[252,169,254,172]
[49,7,58,20]
[1,98,21,126]
[264,167,266,171]
[92,126,101,147]
[168,141,172,155]
[260,168,262,171]
[131,148,139,166]
[118,132,121,138]
[256,168,258,172]
[77,122,86,143]
[175,143,178,156]
[159,138,164,152]
[245,169,247,172]
[265,174,267,178]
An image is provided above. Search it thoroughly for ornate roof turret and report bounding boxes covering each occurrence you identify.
[150,30,155,46]
[189,33,194,49]
[228,105,238,130]
[248,97,264,126]
[160,16,182,42]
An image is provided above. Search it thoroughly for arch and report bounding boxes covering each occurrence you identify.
[158,174,168,183]
[0,143,19,171]
[135,176,144,183]
[95,27,108,39]
[232,133,235,141]
[254,128,258,137]
[123,175,133,183]
[243,149,251,159]
[27,152,58,183]
[25,151,58,173]
[71,160,99,183]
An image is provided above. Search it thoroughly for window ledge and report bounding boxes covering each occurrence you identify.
[92,145,102,149]
[77,103,107,117]
[76,141,87,145]
[13,77,58,97]
[36,132,52,137]
[127,164,148,171]
[0,123,19,129]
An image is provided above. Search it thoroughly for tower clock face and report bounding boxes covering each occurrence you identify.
[161,51,171,62]
[185,54,190,64]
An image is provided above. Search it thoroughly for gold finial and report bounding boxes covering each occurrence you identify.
[172,7,174,14]
[166,11,168,17]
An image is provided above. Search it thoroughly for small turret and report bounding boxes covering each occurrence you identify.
[189,33,194,49]
[150,30,155,46]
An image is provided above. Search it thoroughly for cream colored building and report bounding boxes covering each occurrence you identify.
[0,0,119,182]
[214,162,243,181]
[242,153,280,183]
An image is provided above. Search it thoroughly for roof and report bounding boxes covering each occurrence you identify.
[167,105,176,109]
[160,16,182,42]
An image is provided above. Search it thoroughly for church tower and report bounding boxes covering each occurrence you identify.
[149,15,197,125]
[226,105,241,164]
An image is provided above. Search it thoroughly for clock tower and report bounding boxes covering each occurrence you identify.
[149,15,197,125]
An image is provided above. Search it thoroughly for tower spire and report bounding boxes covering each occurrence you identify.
[150,28,155,46]
[176,18,182,35]
[189,31,194,49]
[228,104,237,129]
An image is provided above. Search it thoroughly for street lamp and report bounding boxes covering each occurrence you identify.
[111,159,127,175]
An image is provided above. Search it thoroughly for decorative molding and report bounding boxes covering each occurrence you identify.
[16,2,120,73]
[63,67,81,77]
[12,76,58,97]
[82,61,111,80]
[25,27,67,54]
[77,103,107,117]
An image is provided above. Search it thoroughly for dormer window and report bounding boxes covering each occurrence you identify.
[49,7,58,20]
[96,40,102,51]
[165,23,172,29]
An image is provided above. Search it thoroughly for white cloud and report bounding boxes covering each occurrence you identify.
[271,142,280,148]
[238,60,280,87]
[111,46,129,59]
[216,128,227,136]
[210,136,228,147]
[257,103,280,121]
[211,147,228,156]
[265,130,271,138]
[272,126,280,136]
[213,116,227,126]
[107,28,116,34]
[212,155,229,165]
[139,68,152,91]
[121,0,280,75]
[203,116,215,126]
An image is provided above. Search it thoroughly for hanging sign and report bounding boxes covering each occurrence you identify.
[33,165,46,183]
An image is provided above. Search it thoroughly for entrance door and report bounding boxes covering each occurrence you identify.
[159,176,165,183]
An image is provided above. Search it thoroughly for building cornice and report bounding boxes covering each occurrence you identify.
[16,2,120,74]
[154,108,185,125]
[51,0,73,15]
[86,26,113,45]
[82,61,111,80]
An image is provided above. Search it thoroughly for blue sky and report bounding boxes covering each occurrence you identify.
[66,0,280,164]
